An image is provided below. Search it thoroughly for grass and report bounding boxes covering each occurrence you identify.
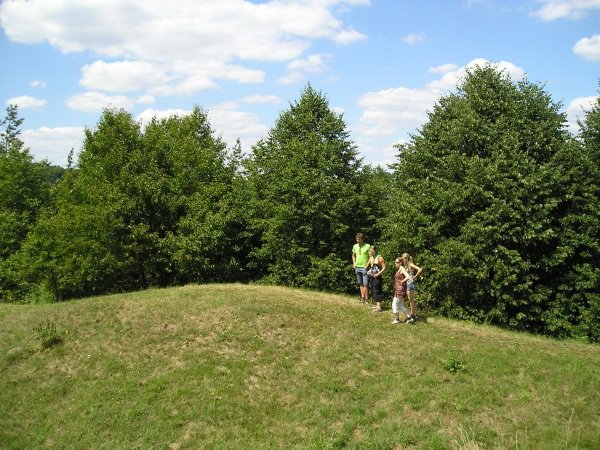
[1,283,599,449]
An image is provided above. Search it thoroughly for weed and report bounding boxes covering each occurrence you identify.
[443,353,466,374]
[33,321,63,350]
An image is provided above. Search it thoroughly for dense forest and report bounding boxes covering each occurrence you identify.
[1,65,599,342]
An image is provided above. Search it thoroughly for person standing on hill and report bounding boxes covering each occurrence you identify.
[402,252,422,321]
[352,233,371,304]
[392,257,412,324]
[368,245,386,312]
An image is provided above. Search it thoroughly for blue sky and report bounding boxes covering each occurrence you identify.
[1,0,599,168]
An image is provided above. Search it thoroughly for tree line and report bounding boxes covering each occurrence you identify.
[1,66,598,342]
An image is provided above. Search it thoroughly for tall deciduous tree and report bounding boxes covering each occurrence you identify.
[381,65,583,337]
[551,93,600,341]
[245,85,369,292]
[19,107,242,300]
[0,105,51,302]
[0,105,24,153]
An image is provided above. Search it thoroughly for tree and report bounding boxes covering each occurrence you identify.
[19,106,243,300]
[0,105,24,153]
[0,106,51,302]
[549,92,600,341]
[245,84,369,292]
[381,65,577,336]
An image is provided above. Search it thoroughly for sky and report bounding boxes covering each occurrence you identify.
[1,0,599,168]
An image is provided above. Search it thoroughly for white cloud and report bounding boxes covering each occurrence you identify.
[136,106,268,152]
[355,58,526,166]
[566,95,598,132]
[428,63,458,74]
[240,94,281,104]
[427,58,525,90]
[136,95,156,105]
[81,61,170,93]
[66,92,135,112]
[532,0,600,21]
[357,86,439,137]
[6,95,47,109]
[333,27,368,44]
[573,34,600,61]
[402,33,426,45]
[136,108,191,126]
[30,80,46,89]
[0,0,367,92]
[207,107,269,151]
[21,126,85,167]
[279,53,331,84]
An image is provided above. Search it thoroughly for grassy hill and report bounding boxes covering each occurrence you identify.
[1,284,599,449]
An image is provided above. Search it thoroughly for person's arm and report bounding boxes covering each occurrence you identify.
[401,267,410,284]
[376,256,386,277]
[411,262,422,280]
[352,246,357,268]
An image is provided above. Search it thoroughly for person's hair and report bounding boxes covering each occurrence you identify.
[356,233,364,239]
[371,244,377,252]
[401,252,413,270]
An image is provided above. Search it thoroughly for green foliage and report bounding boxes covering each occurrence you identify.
[0,106,52,302]
[443,353,466,374]
[33,321,63,350]
[245,84,370,291]
[381,64,598,339]
[0,104,24,153]
[17,107,246,301]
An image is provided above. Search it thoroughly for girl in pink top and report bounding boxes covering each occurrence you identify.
[392,257,413,324]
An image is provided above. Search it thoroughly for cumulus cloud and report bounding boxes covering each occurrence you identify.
[66,92,135,112]
[426,58,525,90]
[0,0,367,93]
[21,126,85,167]
[279,53,332,84]
[333,27,368,44]
[566,95,598,132]
[428,63,458,74]
[207,107,269,150]
[30,80,46,89]
[573,34,600,61]
[240,94,281,104]
[532,0,600,21]
[136,105,268,152]
[136,108,191,126]
[6,95,47,109]
[355,58,526,166]
[80,61,170,93]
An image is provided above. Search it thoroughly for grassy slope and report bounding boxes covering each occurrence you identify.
[1,284,599,449]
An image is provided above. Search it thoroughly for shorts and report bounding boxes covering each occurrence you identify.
[355,267,368,286]
[407,280,416,291]
[392,296,410,315]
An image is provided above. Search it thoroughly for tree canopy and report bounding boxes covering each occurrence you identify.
[381,65,599,340]
[2,75,599,342]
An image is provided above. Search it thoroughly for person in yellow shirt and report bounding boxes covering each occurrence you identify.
[352,233,371,304]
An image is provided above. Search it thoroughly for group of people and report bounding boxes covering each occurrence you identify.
[352,233,422,324]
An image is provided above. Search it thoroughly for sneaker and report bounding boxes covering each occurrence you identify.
[406,316,415,324]
[392,319,401,324]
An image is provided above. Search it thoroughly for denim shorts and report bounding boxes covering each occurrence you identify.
[355,267,369,286]
[407,280,416,291]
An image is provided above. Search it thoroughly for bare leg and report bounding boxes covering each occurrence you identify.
[407,290,416,317]
[360,285,369,302]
